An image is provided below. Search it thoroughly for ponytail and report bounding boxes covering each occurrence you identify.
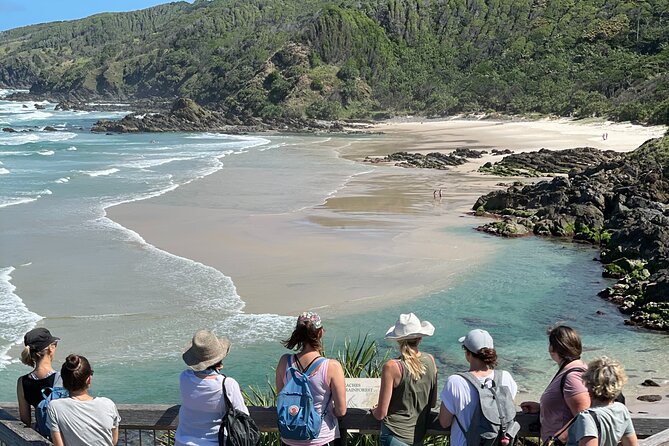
[399,339,426,380]
[20,345,47,368]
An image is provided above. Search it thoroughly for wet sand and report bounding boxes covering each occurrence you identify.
[108,119,666,316]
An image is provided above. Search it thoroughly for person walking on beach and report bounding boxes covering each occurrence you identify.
[520,325,590,444]
[371,313,437,446]
[276,312,346,446]
[17,327,61,429]
[46,354,120,446]
[175,330,249,446]
[565,357,637,446]
[438,329,518,446]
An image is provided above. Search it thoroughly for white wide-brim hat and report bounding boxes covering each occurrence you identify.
[385,313,435,340]
[182,329,231,372]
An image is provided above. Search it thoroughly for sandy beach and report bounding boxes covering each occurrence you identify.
[107,118,668,410]
[108,118,666,315]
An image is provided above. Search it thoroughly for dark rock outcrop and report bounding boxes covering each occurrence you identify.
[364,151,471,169]
[91,98,345,134]
[479,147,619,177]
[473,137,669,331]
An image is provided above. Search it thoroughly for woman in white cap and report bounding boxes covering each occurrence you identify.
[275,311,346,446]
[438,329,518,446]
[371,313,438,446]
[175,330,249,446]
[16,327,60,428]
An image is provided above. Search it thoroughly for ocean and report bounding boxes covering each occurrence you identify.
[1,90,667,404]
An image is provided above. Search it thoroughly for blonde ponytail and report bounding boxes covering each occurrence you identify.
[399,339,426,380]
[20,346,35,367]
[20,345,47,368]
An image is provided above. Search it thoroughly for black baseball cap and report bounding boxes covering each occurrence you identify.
[24,328,60,352]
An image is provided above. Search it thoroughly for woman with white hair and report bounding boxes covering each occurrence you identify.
[565,357,637,446]
[175,330,249,446]
[371,313,438,446]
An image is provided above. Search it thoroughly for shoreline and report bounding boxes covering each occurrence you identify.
[107,118,667,316]
[106,118,668,414]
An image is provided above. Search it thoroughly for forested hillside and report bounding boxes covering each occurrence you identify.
[1,0,667,123]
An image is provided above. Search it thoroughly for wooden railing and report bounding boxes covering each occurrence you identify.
[2,403,669,446]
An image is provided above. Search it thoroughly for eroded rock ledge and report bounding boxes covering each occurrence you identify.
[473,137,669,331]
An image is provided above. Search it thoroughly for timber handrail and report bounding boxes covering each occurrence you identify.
[2,403,669,445]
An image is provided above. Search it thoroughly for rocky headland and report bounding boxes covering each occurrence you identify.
[91,98,346,134]
[473,135,669,331]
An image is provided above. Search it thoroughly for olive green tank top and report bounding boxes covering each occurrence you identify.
[383,354,437,445]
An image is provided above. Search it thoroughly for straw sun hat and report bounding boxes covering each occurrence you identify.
[182,330,231,371]
[385,313,435,340]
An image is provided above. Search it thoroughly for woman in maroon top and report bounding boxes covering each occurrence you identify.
[16,327,60,427]
[521,325,591,444]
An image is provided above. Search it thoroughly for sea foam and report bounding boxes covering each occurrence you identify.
[0,197,38,209]
[0,267,42,369]
[81,168,120,177]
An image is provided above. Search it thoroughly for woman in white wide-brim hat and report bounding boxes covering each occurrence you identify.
[371,313,438,446]
[175,330,249,446]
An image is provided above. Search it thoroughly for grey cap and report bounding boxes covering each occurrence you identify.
[459,329,494,352]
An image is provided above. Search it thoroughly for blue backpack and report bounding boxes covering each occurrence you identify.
[277,355,330,440]
[35,383,69,439]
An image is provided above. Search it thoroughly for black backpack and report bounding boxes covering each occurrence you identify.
[218,376,260,446]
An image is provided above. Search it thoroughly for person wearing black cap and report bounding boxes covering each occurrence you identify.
[16,327,60,427]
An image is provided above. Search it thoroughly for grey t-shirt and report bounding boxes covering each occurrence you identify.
[46,396,121,446]
[566,402,634,446]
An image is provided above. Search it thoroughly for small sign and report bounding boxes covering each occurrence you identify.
[345,378,381,409]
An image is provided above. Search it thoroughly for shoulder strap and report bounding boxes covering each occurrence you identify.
[588,410,603,446]
[553,413,580,439]
[221,375,233,415]
[560,366,586,397]
[304,357,326,376]
[456,371,484,390]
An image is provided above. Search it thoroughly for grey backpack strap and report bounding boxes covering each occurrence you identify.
[456,371,483,391]
[454,372,483,437]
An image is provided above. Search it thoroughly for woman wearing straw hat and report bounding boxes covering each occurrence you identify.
[371,313,438,446]
[16,327,61,428]
[275,312,347,446]
[175,330,249,446]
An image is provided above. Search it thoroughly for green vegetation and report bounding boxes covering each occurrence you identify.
[1,0,668,122]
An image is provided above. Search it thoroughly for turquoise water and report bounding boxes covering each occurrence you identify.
[1,90,667,404]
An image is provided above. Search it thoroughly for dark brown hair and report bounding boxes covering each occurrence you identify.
[282,321,322,352]
[547,325,582,362]
[464,345,498,368]
[61,354,92,392]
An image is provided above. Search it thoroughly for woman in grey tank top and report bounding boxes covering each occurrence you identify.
[371,313,438,446]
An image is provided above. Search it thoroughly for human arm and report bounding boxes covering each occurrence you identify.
[428,354,438,409]
[16,377,31,426]
[621,433,638,446]
[438,402,454,428]
[554,393,591,443]
[112,427,120,445]
[224,377,250,415]
[578,437,598,446]
[275,354,288,393]
[51,431,65,446]
[328,360,347,417]
[520,401,540,414]
[371,360,401,420]
[566,393,591,416]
